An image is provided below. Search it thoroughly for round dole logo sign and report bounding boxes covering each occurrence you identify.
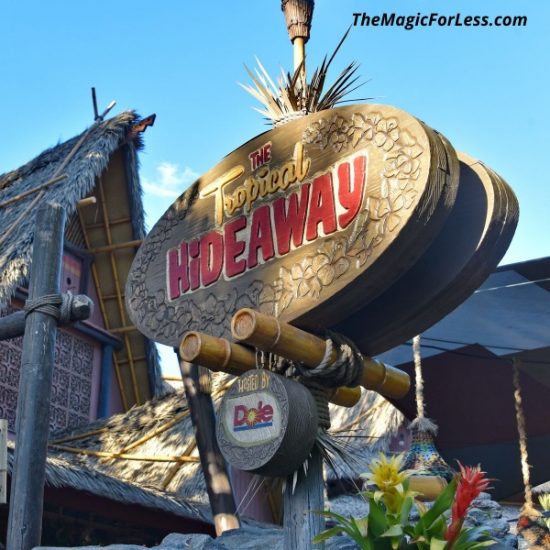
[224,392,281,446]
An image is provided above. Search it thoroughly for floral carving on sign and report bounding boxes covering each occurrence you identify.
[257,112,425,317]
[126,110,426,343]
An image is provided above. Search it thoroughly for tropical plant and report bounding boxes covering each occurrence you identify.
[538,493,550,530]
[313,453,495,549]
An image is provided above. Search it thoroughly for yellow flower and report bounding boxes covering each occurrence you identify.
[361,453,408,492]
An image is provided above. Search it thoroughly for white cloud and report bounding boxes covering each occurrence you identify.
[142,162,199,198]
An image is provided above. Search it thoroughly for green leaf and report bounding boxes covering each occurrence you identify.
[426,516,446,539]
[429,539,447,550]
[312,526,345,543]
[451,526,496,549]
[416,478,457,534]
[380,525,404,538]
[315,509,355,526]
[368,497,389,537]
[399,495,414,525]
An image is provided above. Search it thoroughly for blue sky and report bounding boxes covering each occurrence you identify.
[1,1,548,374]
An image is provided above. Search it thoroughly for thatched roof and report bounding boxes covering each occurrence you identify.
[6,441,210,524]
[43,369,403,516]
[45,377,232,504]
[0,111,164,400]
[0,112,140,308]
[69,374,404,503]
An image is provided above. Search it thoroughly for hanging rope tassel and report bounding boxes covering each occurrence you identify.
[403,335,454,481]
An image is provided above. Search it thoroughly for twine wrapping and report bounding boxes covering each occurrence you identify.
[24,292,74,322]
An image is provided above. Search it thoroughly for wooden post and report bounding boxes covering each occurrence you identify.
[284,445,325,549]
[6,203,66,550]
[0,419,7,504]
[178,355,240,536]
[98,344,114,418]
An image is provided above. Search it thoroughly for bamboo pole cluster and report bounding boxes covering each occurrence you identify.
[179,308,410,409]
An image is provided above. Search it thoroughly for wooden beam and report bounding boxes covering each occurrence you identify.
[98,344,114,418]
[110,325,138,334]
[86,216,132,230]
[0,294,93,342]
[89,239,143,254]
[116,355,147,365]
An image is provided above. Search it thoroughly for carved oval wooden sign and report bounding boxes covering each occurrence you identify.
[216,369,318,476]
[337,152,519,355]
[126,104,459,347]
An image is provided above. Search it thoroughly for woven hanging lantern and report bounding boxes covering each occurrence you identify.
[403,336,455,499]
[403,419,455,481]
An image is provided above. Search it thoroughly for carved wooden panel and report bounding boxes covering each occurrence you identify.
[127,104,459,348]
[0,310,95,432]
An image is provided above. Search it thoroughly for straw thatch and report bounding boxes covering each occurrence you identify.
[42,370,403,516]
[326,390,405,483]
[0,112,139,308]
[45,375,232,504]
[0,111,164,397]
[6,441,210,524]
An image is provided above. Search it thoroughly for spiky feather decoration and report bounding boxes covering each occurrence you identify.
[240,29,369,126]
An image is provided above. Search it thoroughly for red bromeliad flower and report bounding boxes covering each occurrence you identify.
[445,463,492,547]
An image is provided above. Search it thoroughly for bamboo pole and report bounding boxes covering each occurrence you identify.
[179,331,361,408]
[161,439,198,491]
[293,36,306,75]
[231,308,410,399]
[97,409,191,465]
[0,174,67,209]
[77,196,97,208]
[109,325,138,334]
[89,239,143,254]
[77,204,129,411]
[0,100,114,250]
[49,427,108,445]
[116,410,190,454]
[48,445,200,463]
[86,216,132,230]
[512,359,537,516]
[97,176,141,405]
